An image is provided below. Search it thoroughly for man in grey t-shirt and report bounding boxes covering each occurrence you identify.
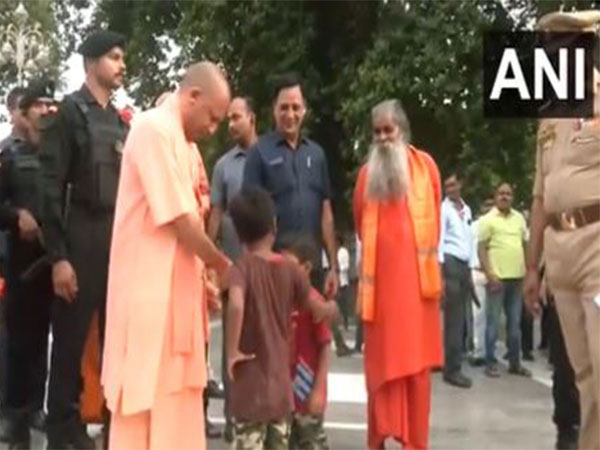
[207,96,257,442]
[208,97,257,258]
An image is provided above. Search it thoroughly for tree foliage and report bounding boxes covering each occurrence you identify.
[93,0,597,229]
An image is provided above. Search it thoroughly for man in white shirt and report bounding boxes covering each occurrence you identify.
[469,199,495,366]
[439,172,473,388]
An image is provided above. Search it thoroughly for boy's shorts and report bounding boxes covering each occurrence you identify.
[289,413,330,450]
[233,419,290,450]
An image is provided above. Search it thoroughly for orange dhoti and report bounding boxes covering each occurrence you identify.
[354,148,444,450]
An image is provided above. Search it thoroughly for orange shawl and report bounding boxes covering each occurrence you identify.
[358,146,442,322]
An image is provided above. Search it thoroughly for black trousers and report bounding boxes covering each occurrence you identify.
[355,320,363,352]
[548,301,580,432]
[521,303,534,355]
[47,210,112,438]
[4,267,52,423]
[220,295,231,425]
[337,285,351,330]
[442,254,471,375]
[0,295,7,409]
[0,238,7,408]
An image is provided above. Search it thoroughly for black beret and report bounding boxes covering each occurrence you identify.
[78,30,126,58]
[19,79,55,111]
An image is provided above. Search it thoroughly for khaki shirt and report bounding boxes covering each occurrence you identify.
[533,118,600,213]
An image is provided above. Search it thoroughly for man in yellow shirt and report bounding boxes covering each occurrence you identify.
[478,183,531,378]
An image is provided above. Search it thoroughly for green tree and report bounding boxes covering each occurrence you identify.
[93,0,596,229]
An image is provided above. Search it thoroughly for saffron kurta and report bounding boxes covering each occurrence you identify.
[353,155,443,449]
[102,94,208,432]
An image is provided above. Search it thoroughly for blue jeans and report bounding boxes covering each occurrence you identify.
[485,279,523,368]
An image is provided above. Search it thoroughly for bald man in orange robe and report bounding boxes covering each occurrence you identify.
[353,99,443,450]
[102,62,231,449]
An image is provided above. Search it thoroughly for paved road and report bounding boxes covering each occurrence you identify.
[206,323,556,450]
[8,321,556,449]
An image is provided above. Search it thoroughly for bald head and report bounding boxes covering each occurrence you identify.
[177,61,231,142]
[180,61,230,97]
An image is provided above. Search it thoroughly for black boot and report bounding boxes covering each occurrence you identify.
[0,415,16,442]
[333,325,353,357]
[28,409,46,432]
[223,419,235,444]
[46,417,96,450]
[556,427,578,450]
[6,411,30,450]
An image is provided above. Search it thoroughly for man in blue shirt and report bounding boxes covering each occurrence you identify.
[439,171,473,388]
[243,73,339,301]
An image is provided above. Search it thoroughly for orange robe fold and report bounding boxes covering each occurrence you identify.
[80,313,103,423]
[353,148,443,449]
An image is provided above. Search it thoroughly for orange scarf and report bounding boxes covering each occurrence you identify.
[358,146,442,322]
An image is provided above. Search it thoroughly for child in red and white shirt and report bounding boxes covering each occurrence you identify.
[281,235,332,450]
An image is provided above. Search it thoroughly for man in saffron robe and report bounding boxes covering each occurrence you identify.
[353,99,443,450]
[101,62,231,449]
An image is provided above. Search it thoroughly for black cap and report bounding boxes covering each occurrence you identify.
[19,79,55,111]
[78,30,126,58]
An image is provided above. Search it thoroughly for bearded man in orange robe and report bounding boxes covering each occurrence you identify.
[353,99,443,450]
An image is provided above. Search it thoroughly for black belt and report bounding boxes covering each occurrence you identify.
[445,254,469,265]
[547,203,600,231]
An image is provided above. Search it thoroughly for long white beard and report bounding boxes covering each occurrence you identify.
[366,141,410,200]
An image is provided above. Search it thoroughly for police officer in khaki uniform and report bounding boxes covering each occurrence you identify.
[524,10,600,450]
[40,30,127,449]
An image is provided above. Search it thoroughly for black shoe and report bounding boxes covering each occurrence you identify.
[206,419,222,440]
[469,357,486,367]
[223,420,234,444]
[9,439,30,450]
[443,372,472,389]
[7,420,30,450]
[508,365,532,377]
[556,427,578,450]
[207,379,225,399]
[523,352,535,362]
[485,364,501,378]
[28,410,46,432]
[336,345,354,357]
[0,416,16,442]
[47,420,96,450]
